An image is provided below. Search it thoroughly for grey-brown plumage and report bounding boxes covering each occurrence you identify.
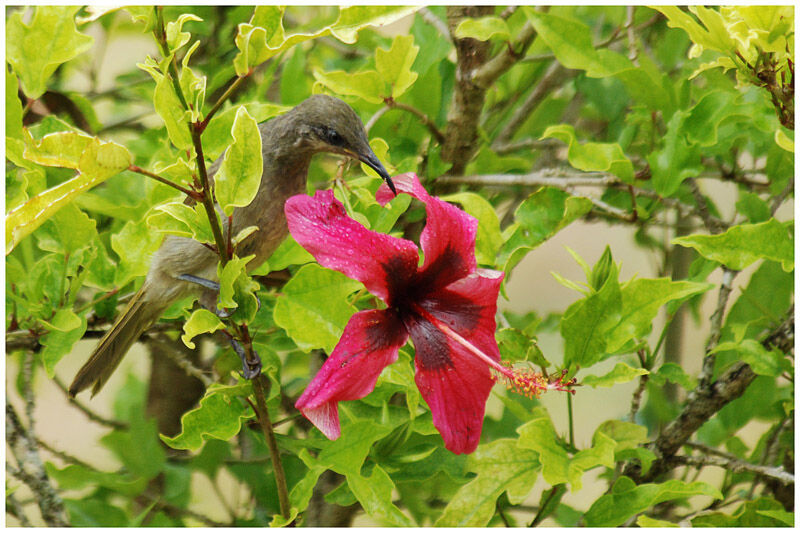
[70,94,392,397]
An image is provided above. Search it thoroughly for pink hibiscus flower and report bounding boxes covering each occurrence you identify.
[285,173,573,454]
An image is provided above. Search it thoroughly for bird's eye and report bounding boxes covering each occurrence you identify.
[326,128,344,146]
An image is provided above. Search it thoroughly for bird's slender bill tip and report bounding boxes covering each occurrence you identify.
[359,152,397,196]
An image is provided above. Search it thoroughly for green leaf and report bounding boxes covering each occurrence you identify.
[6,67,24,161]
[146,201,215,244]
[110,219,163,286]
[139,56,193,150]
[442,192,502,265]
[517,411,614,491]
[585,477,722,527]
[101,418,166,480]
[233,6,418,76]
[36,203,98,255]
[8,132,133,254]
[6,6,93,99]
[273,263,360,352]
[736,191,771,224]
[607,278,713,352]
[217,254,260,323]
[712,339,788,377]
[646,110,703,196]
[560,252,622,368]
[215,106,263,216]
[582,362,648,388]
[683,90,751,147]
[436,439,539,526]
[673,218,793,271]
[203,102,289,160]
[38,308,87,376]
[375,35,419,98]
[541,124,634,183]
[46,462,145,496]
[524,10,672,113]
[756,509,794,527]
[63,499,129,527]
[162,383,253,450]
[649,362,698,390]
[165,13,202,52]
[637,515,679,527]
[181,309,225,349]
[261,236,314,273]
[454,16,511,41]
[346,465,415,526]
[499,187,592,275]
[313,70,385,104]
[775,129,793,152]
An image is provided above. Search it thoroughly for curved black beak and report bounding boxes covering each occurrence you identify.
[359,151,396,195]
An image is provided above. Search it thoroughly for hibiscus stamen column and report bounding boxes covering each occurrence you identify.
[410,303,576,398]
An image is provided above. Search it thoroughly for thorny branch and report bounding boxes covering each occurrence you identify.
[667,454,794,485]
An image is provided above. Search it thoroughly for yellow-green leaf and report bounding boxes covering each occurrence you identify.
[454,16,511,41]
[215,106,263,216]
[6,6,93,99]
[181,309,225,349]
[375,35,419,98]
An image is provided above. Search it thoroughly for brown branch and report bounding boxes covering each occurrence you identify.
[471,20,539,90]
[624,309,794,483]
[386,100,446,145]
[441,6,495,175]
[129,165,200,199]
[251,376,291,521]
[493,62,571,146]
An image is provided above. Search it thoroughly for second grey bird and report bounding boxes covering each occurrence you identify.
[70,94,394,397]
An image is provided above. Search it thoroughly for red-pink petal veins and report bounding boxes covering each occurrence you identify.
[295,309,408,440]
[377,173,478,290]
[404,313,494,454]
[285,189,419,303]
[417,268,505,362]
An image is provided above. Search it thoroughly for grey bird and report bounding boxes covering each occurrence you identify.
[70,94,393,397]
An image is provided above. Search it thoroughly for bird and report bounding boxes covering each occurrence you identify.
[69,94,394,397]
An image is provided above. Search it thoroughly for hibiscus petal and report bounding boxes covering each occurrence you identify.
[418,268,505,363]
[295,309,409,440]
[377,173,477,290]
[404,313,494,454]
[286,189,419,302]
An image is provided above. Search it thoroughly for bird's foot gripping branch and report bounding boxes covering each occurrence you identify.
[286,173,575,454]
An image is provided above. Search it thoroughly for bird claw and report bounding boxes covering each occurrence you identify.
[228,337,262,380]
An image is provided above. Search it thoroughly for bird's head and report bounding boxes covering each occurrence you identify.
[292,94,396,194]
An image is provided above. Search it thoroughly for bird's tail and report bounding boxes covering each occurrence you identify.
[69,287,165,397]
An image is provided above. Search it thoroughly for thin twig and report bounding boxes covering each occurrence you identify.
[387,100,446,144]
[6,490,33,527]
[472,20,538,90]
[628,373,649,423]
[493,62,571,146]
[626,6,639,65]
[52,376,128,430]
[199,72,251,131]
[522,14,661,64]
[770,177,794,215]
[669,454,794,485]
[418,7,451,41]
[129,165,199,199]
[139,491,229,527]
[697,268,736,390]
